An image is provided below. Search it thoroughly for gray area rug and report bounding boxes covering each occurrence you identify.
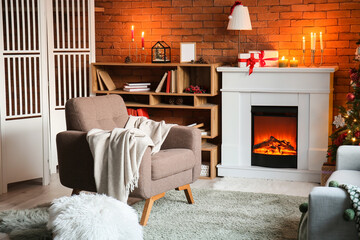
[132,189,306,240]
[0,189,306,240]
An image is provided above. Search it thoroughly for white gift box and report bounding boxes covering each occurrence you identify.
[238,53,260,68]
[248,50,279,67]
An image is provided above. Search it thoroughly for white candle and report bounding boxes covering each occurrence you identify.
[314,33,316,50]
[311,32,313,50]
[320,32,323,50]
[302,36,305,51]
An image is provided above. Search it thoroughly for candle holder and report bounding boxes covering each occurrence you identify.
[302,49,323,67]
[140,48,147,63]
[127,41,138,63]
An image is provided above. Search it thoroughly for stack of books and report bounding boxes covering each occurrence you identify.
[123,83,151,92]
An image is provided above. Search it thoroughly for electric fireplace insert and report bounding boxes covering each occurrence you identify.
[251,106,298,168]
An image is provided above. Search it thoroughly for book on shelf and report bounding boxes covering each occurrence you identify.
[97,69,117,91]
[155,72,168,93]
[123,85,150,89]
[123,88,150,92]
[96,69,105,91]
[187,123,204,128]
[171,70,176,93]
[137,108,149,118]
[166,71,171,93]
[125,82,151,86]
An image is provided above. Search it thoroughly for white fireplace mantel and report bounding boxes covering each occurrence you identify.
[217,66,338,182]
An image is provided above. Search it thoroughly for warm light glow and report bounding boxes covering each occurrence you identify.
[349,130,352,133]
[352,137,356,142]
[253,116,297,156]
[293,57,295,61]
[131,25,134,30]
[281,56,285,60]
[141,32,144,37]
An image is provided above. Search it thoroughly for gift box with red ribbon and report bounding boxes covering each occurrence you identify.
[238,53,260,75]
[248,50,279,67]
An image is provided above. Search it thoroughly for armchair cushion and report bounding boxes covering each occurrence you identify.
[151,149,195,180]
[65,95,129,132]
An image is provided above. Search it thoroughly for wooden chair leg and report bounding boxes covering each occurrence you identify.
[71,189,81,196]
[175,184,194,204]
[140,192,165,226]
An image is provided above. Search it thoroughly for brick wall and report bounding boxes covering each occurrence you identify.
[95,0,360,108]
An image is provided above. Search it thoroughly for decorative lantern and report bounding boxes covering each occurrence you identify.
[151,41,171,63]
[356,39,360,61]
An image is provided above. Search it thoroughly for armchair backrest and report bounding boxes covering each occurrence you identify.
[65,95,129,132]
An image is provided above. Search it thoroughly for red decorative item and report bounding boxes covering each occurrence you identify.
[184,85,206,94]
[355,131,360,138]
[228,1,242,19]
[346,93,355,102]
[238,53,258,75]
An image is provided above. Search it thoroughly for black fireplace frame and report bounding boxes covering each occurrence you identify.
[251,106,298,168]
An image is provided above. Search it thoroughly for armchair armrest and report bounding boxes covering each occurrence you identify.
[161,126,201,182]
[56,131,97,192]
[336,145,360,170]
[308,187,357,240]
[57,130,153,199]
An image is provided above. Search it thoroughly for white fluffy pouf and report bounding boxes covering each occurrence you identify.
[47,193,143,240]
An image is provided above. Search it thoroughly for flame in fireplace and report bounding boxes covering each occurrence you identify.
[253,116,297,156]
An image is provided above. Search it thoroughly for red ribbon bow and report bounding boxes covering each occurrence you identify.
[229,1,242,16]
[238,53,258,75]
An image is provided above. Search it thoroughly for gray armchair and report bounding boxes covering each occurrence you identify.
[56,95,201,226]
[306,146,360,239]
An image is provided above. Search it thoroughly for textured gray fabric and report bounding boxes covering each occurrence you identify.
[308,187,358,240]
[151,149,195,180]
[336,145,360,170]
[326,170,360,186]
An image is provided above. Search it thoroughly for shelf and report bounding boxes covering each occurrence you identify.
[92,62,221,180]
[94,90,214,97]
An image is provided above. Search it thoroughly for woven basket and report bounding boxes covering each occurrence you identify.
[321,163,336,186]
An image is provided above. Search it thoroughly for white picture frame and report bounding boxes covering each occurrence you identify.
[180,42,196,63]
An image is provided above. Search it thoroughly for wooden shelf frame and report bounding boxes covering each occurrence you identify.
[91,62,221,179]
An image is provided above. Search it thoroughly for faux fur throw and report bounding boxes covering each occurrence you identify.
[86,116,175,203]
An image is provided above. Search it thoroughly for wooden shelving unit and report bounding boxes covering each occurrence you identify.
[91,62,221,179]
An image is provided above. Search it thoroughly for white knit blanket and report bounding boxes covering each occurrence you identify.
[86,116,175,203]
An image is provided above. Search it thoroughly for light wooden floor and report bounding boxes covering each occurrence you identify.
[0,174,318,211]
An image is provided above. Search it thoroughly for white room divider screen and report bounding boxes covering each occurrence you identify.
[0,0,95,193]
[47,0,95,174]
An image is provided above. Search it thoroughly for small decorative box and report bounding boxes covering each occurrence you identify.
[248,50,279,67]
[238,53,260,68]
[200,164,210,177]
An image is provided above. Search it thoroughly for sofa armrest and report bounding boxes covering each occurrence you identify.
[336,145,360,170]
[56,131,97,192]
[161,126,201,182]
[308,187,357,240]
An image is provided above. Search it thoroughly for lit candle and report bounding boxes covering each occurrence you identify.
[302,36,305,51]
[290,57,298,67]
[141,31,144,49]
[131,25,134,42]
[311,32,313,50]
[278,56,288,67]
[320,32,323,50]
[314,32,316,50]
